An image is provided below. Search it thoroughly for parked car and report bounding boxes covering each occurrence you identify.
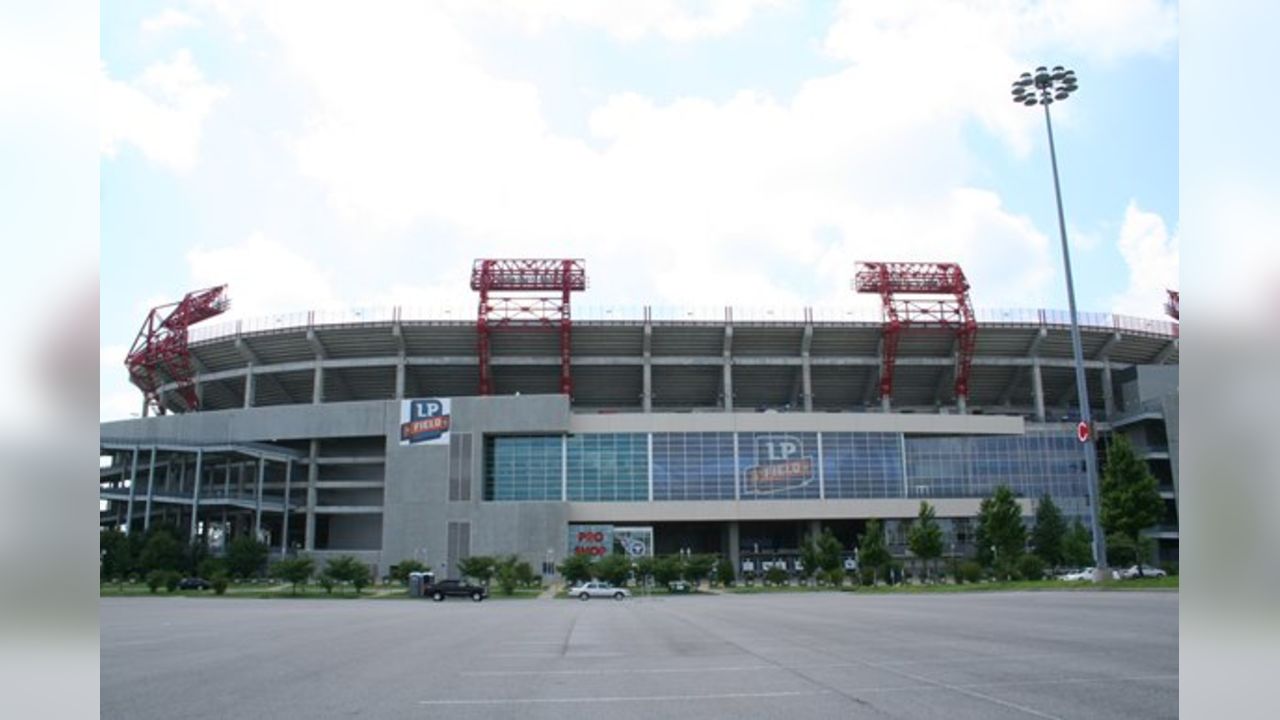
[569,581,630,601]
[424,579,487,602]
[1119,565,1167,579]
[177,577,212,591]
[1057,567,1119,582]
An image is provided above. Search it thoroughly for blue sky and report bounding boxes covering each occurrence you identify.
[99,1,1179,419]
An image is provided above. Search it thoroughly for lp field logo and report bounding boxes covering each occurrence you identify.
[743,435,814,496]
[399,398,451,446]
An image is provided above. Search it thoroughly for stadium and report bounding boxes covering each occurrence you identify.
[99,260,1179,580]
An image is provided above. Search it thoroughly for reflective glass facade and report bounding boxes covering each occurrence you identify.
[484,430,1087,509]
[566,434,647,501]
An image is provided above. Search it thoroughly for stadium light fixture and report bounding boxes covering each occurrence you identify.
[1011,65,1108,577]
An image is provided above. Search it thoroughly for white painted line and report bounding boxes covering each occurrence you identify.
[419,690,826,706]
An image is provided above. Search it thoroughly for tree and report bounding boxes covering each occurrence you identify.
[975,485,1026,579]
[764,566,789,586]
[226,536,269,579]
[799,536,821,585]
[391,559,428,584]
[907,502,944,583]
[684,554,717,587]
[99,528,132,584]
[857,519,891,585]
[558,554,594,585]
[1100,435,1164,575]
[1017,554,1046,581]
[513,559,538,588]
[184,538,210,576]
[714,557,736,587]
[593,553,632,587]
[815,529,844,578]
[457,555,496,586]
[652,555,685,586]
[1031,494,1068,568]
[139,529,184,573]
[274,557,315,595]
[323,555,370,594]
[494,555,525,595]
[1062,520,1094,568]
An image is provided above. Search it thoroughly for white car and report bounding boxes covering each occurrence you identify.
[1058,567,1120,581]
[1119,565,1167,579]
[569,581,630,601]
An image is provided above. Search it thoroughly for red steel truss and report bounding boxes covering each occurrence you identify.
[1164,289,1179,321]
[854,262,977,404]
[125,285,229,416]
[470,259,587,396]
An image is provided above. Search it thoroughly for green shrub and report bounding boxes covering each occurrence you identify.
[146,570,164,594]
[1017,554,1046,581]
[764,566,789,587]
[859,566,877,586]
[824,568,847,587]
[163,570,182,592]
[318,575,335,594]
[212,573,228,595]
[1159,562,1178,576]
[957,561,983,584]
[390,559,428,584]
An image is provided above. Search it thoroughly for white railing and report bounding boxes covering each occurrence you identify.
[185,305,1178,344]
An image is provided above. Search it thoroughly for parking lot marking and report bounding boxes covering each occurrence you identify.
[418,691,827,706]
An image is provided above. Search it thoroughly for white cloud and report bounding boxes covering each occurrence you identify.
[99,50,227,173]
[1109,201,1178,317]
[457,0,790,42]
[185,232,343,321]
[141,9,201,34]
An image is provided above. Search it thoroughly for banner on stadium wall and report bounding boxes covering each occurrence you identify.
[614,526,654,558]
[568,524,613,557]
[399,398,452,446]
[742,434,816,496]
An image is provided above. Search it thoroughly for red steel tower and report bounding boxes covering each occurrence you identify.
[125,285,229,416]
[854,262,977,406]
[470,259,587,396]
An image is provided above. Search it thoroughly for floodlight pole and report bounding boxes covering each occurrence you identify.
[1017,66,1108,575]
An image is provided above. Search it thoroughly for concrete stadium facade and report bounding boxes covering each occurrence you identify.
[100,309,1180,578]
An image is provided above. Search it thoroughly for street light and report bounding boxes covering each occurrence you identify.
[1011,65,1108,577]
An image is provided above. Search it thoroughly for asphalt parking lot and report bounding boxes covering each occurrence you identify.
[101,591,1177,719]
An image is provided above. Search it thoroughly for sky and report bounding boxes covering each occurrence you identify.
[99,0,1179,421]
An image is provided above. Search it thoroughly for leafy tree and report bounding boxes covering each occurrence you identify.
[1031,494,1068,567]
[815,529,844,576]
[317,574,336,594]
[684,554,717,587]
[799,536,821,585]
[274,557,315,595]
[558,554,595,585]
[163,570,182,592]
[99,528,132,583]
[391,559,429,584]
[185,538,210,576]
[975,485,1026,578]
[633,556,656,587]
[652,555,685,586]
[146,570,164,593]
[226,536,269,579]
[1100,435,1164,575]
[513,559,538,588]
[956,560,983,584]
[907,502,944,583]
[198,557,227,580]
[211,573,228,595]
[764,566,788,586]
[139,529,184,573]
[593,553,632,587]
[1104,533,1149,568]
[323,555,370,594]
[493,555,524,596]
[714,557,735,587]
[457,555,496,586]
[857,519,891,585]
[1062,520,1094,568]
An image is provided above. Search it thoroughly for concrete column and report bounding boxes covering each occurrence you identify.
[807,519,822,542]
[722,319,733,412]
[305,440,318,551]
[281,460,292,554]
[1031,359,1046,423]
[957,395,967,415]
[728,522,741,581]
[881,394,891,413]
[144,447,156,531]
[189,450,203,542]
[126,446,139,534]
[254,457,265,540]
[801,316,814,412]
[642,310,653,412]
[312,364,324,404]
[1102,360,1115,419]
[395,355,406,399]
[244,367,256,409]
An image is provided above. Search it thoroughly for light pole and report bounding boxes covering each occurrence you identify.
[1011,65,1108,577]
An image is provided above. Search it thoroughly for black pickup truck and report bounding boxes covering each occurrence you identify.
[424,579,488,602]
